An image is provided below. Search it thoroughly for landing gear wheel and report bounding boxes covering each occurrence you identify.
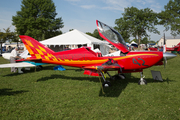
[102,81,111,87]
[119,74,125,79]
[138,79,147,85]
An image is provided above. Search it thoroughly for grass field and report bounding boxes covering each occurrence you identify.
[0,55,180,119]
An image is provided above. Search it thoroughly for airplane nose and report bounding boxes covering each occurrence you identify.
[163,52,177,60]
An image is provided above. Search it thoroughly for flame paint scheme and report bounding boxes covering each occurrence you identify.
[19,36,163,74]
[1,20,176,86]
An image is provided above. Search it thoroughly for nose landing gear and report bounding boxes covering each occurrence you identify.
[138,72,147,85]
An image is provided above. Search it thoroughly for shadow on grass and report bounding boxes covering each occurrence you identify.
[99,74,176,97]
[163,77,175,84]
[36,74,99,83]
[99,73,132,97]
[75,68,84,72]
[99,78,129,97]
[0,88,28,96]
[35,73,176,97]
[2,65,56,77]
[2,66,83,77]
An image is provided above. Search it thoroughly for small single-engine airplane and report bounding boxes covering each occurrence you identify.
[166,42,180,52]
[0,20,177,86]
[149,42,180,53]
[0,50,46,69]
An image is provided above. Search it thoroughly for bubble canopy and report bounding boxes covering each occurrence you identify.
[96,20,129,53]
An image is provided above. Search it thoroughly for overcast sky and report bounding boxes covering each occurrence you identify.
[0,0,171,41]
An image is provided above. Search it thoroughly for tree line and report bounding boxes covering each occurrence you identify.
[114,0,180,45]
[0,0,180,46]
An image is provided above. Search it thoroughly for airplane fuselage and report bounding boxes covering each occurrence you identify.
[35,48,163,73]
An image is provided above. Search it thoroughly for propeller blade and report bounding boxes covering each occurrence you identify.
[163,33,166,53]
[164,57,167,68]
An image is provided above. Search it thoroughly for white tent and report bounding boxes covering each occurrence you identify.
[130,41,138,45]
[40,29,110,55]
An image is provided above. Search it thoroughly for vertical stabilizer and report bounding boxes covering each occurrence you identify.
[19,35,55,59]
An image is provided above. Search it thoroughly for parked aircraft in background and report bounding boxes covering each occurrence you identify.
[0,20,177,86]
[0,50,46,73]
[149,42,180,53]
[165,42,180,52]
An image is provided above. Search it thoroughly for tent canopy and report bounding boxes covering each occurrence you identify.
[40,29,105,46]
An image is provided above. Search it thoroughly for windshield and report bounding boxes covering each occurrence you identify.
[97,21,127,47]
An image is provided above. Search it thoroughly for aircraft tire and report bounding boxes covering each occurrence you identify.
[102,81,111,87]
[111,74,126,80]
[138,79,147,85]
[119,74,125,79]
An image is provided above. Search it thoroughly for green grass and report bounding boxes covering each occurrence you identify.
[0,55,180,119]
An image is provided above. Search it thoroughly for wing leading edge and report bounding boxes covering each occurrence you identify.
[0,62,35,68]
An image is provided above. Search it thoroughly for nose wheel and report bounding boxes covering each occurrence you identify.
[138,78,147,85]
[138,72,147,85]
[98,71,112,87]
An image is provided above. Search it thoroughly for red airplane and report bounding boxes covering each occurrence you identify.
[18,20,176,86]
[149,42,180,53]
[166,43,180,52]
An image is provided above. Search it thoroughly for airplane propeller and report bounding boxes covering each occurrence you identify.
[164,56,167,68]
[163,33,167,68]
[163,33,177,68]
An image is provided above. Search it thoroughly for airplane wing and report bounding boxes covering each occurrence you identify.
[83,58,124,76]
[84,58,123,71]
[83,64,122,71]
[83,64,123,76]
[0,62,36,68]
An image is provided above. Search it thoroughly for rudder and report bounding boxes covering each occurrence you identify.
[19,35,55,59]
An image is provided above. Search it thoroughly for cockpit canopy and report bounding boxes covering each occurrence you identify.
[96,20,129,53]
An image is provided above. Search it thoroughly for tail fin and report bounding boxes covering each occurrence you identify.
[177,43,180,51]
[19,35,55,59]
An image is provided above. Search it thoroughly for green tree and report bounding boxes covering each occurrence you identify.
[159,0,180,37]
[149,40,156,44]
[92,29,103,40]
[12,0,64,41]
[114,18,131,43]
[86,29,103,40]
[86,32,93,36]
[115,7,160,45]
[0,28,17,43]
[0,28,16,54]
[141,37,149,44]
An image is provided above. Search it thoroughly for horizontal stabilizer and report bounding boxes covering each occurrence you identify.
[0,62,36,68]
[16,58,42,62]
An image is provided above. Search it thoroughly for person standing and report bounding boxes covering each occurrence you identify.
[10,47,20,72]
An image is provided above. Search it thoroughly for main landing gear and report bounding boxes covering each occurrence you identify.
[99,71,111,87]
[99,71,125,87]
[99,71,147,87]
[138,72,147,85]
